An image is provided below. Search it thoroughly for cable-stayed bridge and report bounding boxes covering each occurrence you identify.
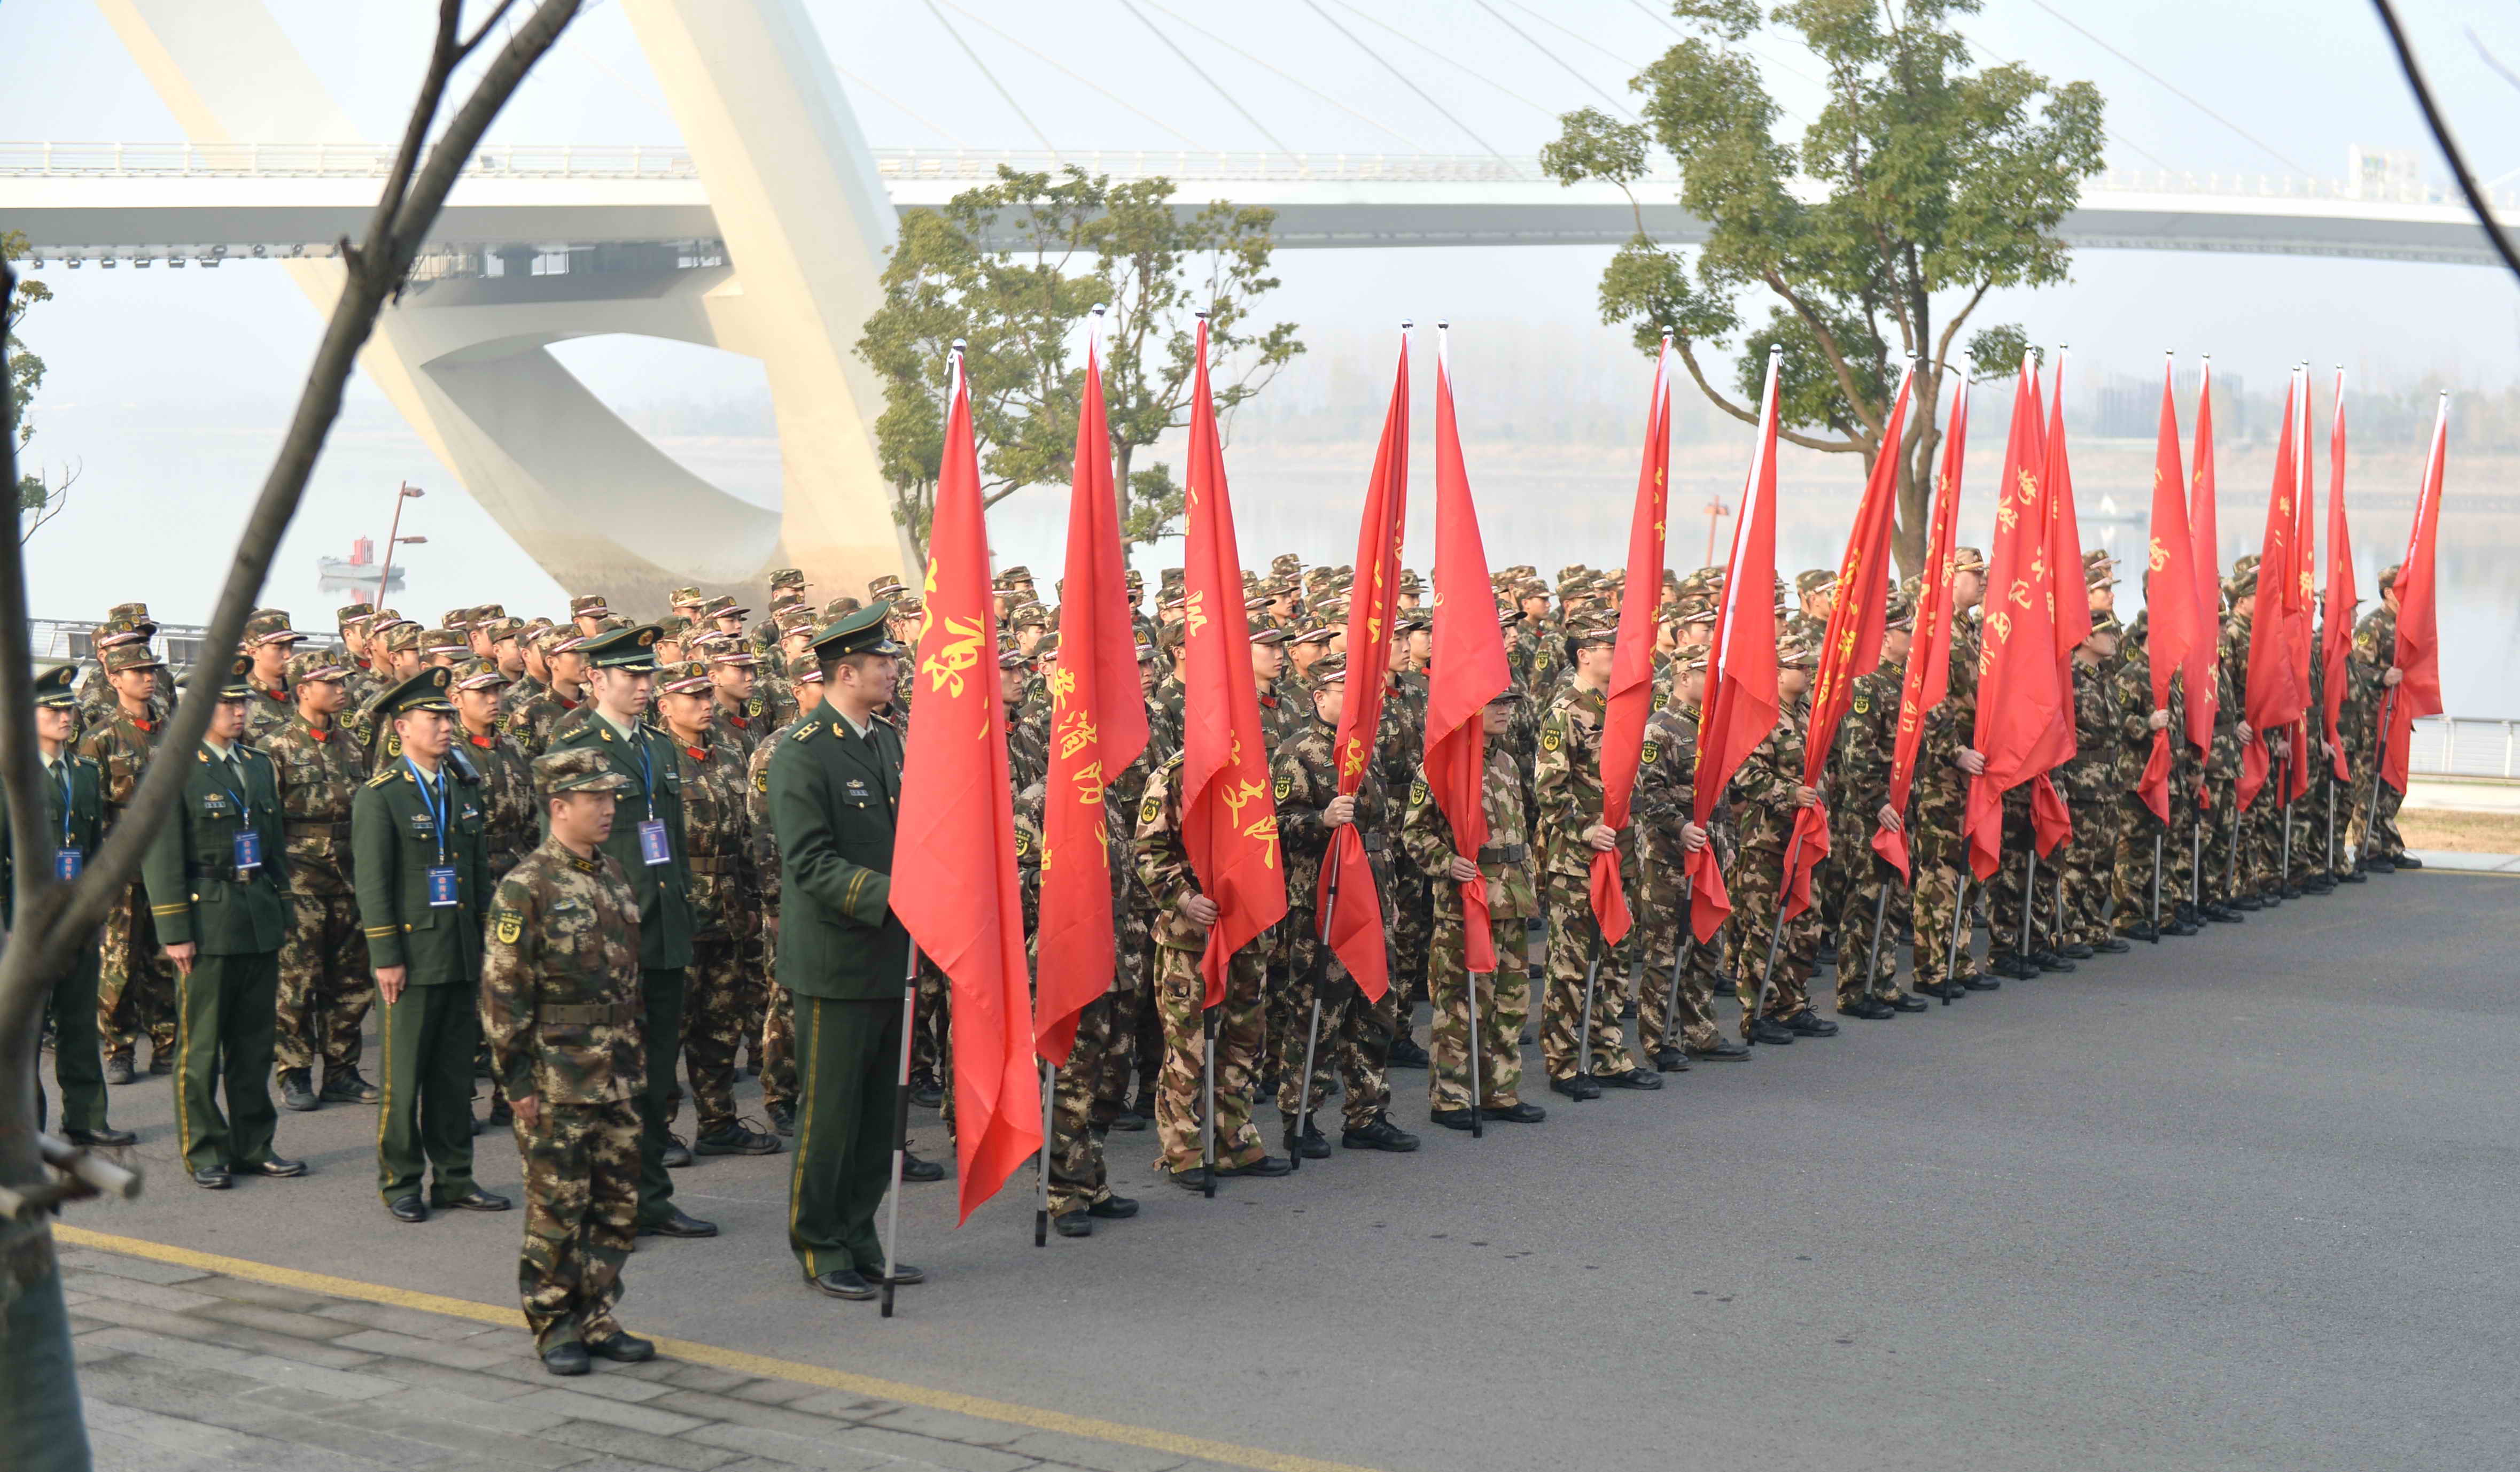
[27,0,2512,603]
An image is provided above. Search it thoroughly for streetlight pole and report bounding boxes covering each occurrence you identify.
[374,482,425,607]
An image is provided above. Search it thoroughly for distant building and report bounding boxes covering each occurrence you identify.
[316,537,406,604]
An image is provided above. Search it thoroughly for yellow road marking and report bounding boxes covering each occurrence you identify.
[55,1226,1381,1472]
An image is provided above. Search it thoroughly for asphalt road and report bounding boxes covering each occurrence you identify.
[59,869,2520,1472]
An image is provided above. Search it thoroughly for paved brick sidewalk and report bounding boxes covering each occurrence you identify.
[58,1242,1270,1472]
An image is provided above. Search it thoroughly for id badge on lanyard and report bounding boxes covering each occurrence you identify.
[425,865,460,907]
[632,738,673,865]
[55,848,81,880]
[233,828,262,872]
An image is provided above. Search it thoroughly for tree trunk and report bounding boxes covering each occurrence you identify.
[2,1025,88,1472]
[1113,439,1135,529]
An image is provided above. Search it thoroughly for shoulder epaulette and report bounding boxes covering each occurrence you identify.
[365,767,398,787]
[791,722,821,743]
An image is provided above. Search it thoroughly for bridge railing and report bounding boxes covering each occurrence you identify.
[0,141,702,179]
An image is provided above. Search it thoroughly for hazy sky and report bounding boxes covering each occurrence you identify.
[4,0,2519,630]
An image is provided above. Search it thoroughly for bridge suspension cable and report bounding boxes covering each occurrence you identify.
[1130,0,1428,152]
[1312,0,1554,124]
[1301,0,1516,165]
[1471,0,1638,120]
[920,0,1061,156]
[1117,0,1296,156]
[933,0,1210,152]
[2020,0,2309,174]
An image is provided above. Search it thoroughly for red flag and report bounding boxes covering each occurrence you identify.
[2320,369,2356,781]
[2382,396,2447,792]
[1321,331,1406,1002]
[2286,371,2319,803]
[2137,355,2199,823]
[1686,349,1783,942]
[1179,316,1289,1005]
[2186,360,2225,776]
[1785,360,1914,920]
[1035,322,1149,1062]
[1875,378,1970,878]
[1424,326,1513,972]
[893,350,1040,1223]
[1589,337,1673,946]
[1966,353,2072,880]
[2239,370,2306,810]
[2031,354,2087,858]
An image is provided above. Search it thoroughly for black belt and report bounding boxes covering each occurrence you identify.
[285,820,352,842]
[1358,833,1389,855]
[686,856,739,875]
[185,864,265,884]
[1477,842,1528,864]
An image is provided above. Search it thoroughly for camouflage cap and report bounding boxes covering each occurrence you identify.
[336,603,376,629]
[768,587,806,611]
[997,645,1026,671]
[2379,562,2402,591]
[697,633,760,668]
[1566,617,1619,649]
[1776,634,1819,669]
[1270,553,1302,576]
[1398,569,1426,594]
[107,602,157,632]
[2084,549,2119,587]
[100,640,165,675]
[244,609,305,647]
[376,622,423,654]
[2229,552,2261,578]
[1292,624,1337,646]
[1249,625,1293,647]
[284,650,352,685]
[451,657,511,692]
[1156,621,1186,651]
[1884,590,1918,630]
[768,567,807,591]
[1795,569,1838,598]
[1124,568,1146,588]
[2089,608,2123,636]
[656,659,713,696]
[481,616,526,644]
[418,627,468,658]
[440,608,475,631]
[568,594,611,619]
[775,607,819,636]
[701,594,748,621]
[667,585,706,608]
[1031,631,1059,662]
[656,615,691,640]
[1010,602,1052,630]
[868,575,907,601]
[1308,653,1348,684]
[786,653,825,685]
[533,747,634,797]
[998,564,1033,585]
[475,603,508,623]
[822,596,863,623]
[1673,645,1710,677]
[1949,546,1988,574]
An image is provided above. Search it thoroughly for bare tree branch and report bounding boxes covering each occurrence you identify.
[2370,0,2520,288]
[1671,336,1864,454]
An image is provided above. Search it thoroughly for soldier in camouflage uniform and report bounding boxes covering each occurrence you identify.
[654,660,777,1157]
[504,633,589,757]
[241,610,305,746]
[2349,567,2413,869]
[2107,613,2197,941]
[1912,549,1989,998]
[336,607,385,714]
[699,635,769,762]
[1827,595,1930,1016]
[1400,685,1549,1127]
[1635,643,1751,1063]
[1533,618,1658,1096]
[1009,781,1137,1235]
[1270,657,1419,1159]
[2058,615,2126,956]
[1133,747,1291,1186]
[347,621,425,762]
[83,638,178,1079]
[1380,614,1436,1065]
[1726,634,1837,1043]
[265,650,377,1111]
[1094,645,1167,1132]
[481,749,655,1376]
[450,662,535,879]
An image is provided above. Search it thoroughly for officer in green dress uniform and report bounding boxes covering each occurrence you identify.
[354,668,510,1222]
[141,657,303,1189]
[13,665,133,1146]
[549,624,716,1239]
[767,602,937,1301]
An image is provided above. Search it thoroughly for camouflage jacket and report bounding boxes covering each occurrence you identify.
[243,675,295,747]
[480,836,647,1109]
[1011,778,1131,936]
[1272,713,1390,918]
[1729,697,1811,858]
[79,708,162,836]
[1007,701,1050,796]
[712,697,771,765]
[262,711,368,897]
[670,728,757,942]
[1920,613,1984,796]
[1829,661,1904,836]
[1634,702,1697,870]
[1147,672,1186,763]
[497,672,544,720]
[743,714,807,905]
[2062,659,2118,802]
[1398,736,1538,921]
[456,727,536,879]
[757,674,802,735]
[1133,749,1227,954]
[1534,683,1635,877]
[504,686,586,758]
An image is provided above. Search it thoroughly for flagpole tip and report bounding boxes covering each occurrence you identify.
[1091,304,1107,317]
[1436,319,1450,330]
[951,338,967,351]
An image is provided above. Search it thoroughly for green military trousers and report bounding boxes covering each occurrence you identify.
[376,981,480,1205]
[174,952,281,1175]
[634,966,687,1227]
[40,945,108,1137]
[785,991,904,1279]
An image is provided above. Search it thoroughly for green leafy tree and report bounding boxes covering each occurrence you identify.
[855,167,1302,559]
[2,228,71,539]
[1542,0,2104,571]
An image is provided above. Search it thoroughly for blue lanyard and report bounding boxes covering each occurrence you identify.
[208,747,251,826]
[405,756,449,864]
[52,760,73,850]
[627,727,657,819]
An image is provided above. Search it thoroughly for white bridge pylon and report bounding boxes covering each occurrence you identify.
[92,0,907,605]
